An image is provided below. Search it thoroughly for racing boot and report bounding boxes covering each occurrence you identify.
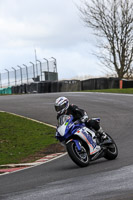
[96,127,108,143]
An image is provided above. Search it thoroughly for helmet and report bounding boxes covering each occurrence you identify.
[55,97,69,114]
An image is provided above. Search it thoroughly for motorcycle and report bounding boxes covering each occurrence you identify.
[55,115,118,167]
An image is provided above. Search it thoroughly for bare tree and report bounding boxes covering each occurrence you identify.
[79,0,133,79]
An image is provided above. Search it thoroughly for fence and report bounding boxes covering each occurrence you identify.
[0,58,57,88]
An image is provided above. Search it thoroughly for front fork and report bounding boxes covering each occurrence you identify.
[66,139,82,151]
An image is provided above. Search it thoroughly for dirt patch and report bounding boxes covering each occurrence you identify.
[20,143,66,163]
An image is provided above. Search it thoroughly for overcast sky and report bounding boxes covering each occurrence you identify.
[0,0,104,80]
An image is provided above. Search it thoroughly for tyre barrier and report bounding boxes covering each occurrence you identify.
[2,78,133,95]
[0,87,12,94]
[81,77,120,90]
[11,80,81,94]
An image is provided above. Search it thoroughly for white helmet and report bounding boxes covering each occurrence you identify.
[55,97,69,114]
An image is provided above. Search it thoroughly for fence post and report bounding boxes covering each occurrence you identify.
[5,69,10,87]
[37,60,42,81]
[0,73,2,88]
[29,62,35,80]
[17,65,23,85]
[0,73,1,88]
[12,67,17,86]
[43,58,49,80]
[51,57,57,72]
[23,64,28,84]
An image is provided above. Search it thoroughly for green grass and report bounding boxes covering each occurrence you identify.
[0,112,57,165]
[82,88,133,94]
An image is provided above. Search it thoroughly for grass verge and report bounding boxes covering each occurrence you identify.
[82,88,133,94]
[0,112,58,165]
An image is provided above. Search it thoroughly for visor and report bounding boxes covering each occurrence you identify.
[55,103,67,112]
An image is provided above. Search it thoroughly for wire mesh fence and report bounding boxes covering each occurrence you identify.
[0,59,57,88]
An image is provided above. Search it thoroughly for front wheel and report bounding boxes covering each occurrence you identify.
[104,133,118,160]
[66,140,90,167]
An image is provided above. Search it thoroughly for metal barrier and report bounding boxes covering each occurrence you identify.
[0,58,57,88]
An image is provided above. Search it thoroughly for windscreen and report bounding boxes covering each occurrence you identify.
[58,115,70,126]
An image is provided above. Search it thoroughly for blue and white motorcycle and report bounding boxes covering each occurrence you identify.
[56,115,118,167]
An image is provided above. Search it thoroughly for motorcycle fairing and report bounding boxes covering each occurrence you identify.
[56,115,101,155]
[56,115,84,141]
[74,127,101,155]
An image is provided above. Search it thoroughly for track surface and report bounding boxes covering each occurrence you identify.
[0,92,133,200]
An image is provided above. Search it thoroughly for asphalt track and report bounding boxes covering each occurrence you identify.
[0,92,133,200]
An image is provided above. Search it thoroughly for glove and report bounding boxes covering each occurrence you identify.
[80,115,88,123]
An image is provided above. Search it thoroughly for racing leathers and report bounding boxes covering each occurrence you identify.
[57,104,100,132]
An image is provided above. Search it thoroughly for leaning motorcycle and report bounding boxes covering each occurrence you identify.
[55,115,118,167]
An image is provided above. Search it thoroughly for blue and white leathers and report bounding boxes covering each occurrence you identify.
[56,115,101,155]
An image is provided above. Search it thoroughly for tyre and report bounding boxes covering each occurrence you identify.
[104,133,118,160]
[66,140,90,167]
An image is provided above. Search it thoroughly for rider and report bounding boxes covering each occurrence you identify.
[54,96,107,140]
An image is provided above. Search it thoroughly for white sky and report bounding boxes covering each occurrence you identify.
[0,0,104,80]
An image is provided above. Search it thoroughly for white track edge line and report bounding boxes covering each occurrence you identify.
[0,110,56,128]
[0,110,67,176]
[0,152,67,176]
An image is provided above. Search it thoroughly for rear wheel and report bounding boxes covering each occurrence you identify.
[104,133,118,160]
[66,140,90,167]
